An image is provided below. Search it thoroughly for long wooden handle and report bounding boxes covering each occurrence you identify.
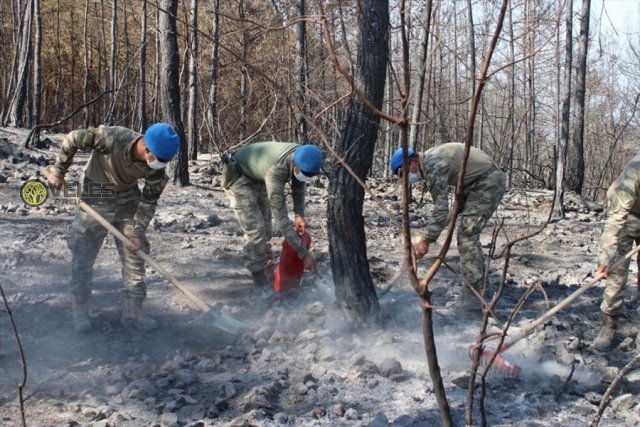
[502,243,640,350]
[636,240,640,295]
[78,201,211,314]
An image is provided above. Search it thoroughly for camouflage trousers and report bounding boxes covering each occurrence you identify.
[600,213,640,316]
[457,167,507,293]
[224,174,273,274]
[67,198,149,301]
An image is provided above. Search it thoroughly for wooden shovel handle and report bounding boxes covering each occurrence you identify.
[78,201,211,314]
[502,242,640,350]
[636,239,640,295]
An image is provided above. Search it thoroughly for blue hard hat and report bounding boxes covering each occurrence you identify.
[293,144,324,174]
[390,147,415,175]
[144,123,180,162]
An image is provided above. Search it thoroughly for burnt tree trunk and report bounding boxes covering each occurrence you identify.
[105,0,117,125]
[82,0,89,127]
[187,0,198,160]
[138,0,148,131]
[8,0,33,128]
[294,0,308,143]
[158,0,190,186]
[206,0,220,153]
[553,0,572,219]
[238,0,247,143]
[408,0,432,151]
[31,0,41,135]
[566,0,590,194]
[327,0,389,323]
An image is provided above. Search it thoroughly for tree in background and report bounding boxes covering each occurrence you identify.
[553,0,572,220]
[187,0,199,160]
[0,0,638,202]
[566,0,591,194]
[158,0,189,186]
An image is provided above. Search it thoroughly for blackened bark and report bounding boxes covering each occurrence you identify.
[105,0,117,125]
[82,0,89,127]
[327,0,389,323]
[238,0,247,143]
[187,0,198,160]
[206,0,221,153]
[295,0,308,144]
[553,0,572,219]
[566,0,590,194]
[158,0,190,186]
[408,0,432,150]
[139,0,148,131]
[32,0,41,136]
[9,0,33,127]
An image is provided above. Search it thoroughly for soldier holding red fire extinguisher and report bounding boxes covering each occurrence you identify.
[221,142,324,297]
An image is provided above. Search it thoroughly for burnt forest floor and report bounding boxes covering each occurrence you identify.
[1,127,640,427]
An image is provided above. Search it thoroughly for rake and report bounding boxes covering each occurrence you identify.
[474,243,640,375]
[78,201,246,335]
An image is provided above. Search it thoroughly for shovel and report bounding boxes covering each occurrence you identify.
[476,243,640,375]
[78,201,246,335]
[376,264,408,298]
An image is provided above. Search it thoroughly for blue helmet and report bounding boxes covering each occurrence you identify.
[390,147,415,175]
[144,123,180,162]
[293,144,324,174]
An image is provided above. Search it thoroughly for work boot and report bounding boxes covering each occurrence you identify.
[121,296,158,330]
[251,270,269,288]
[72,296,92,333]
[251,270,279,301]
[593,313,616,352]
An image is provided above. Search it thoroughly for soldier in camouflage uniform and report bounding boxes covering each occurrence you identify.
[46,123,180,332]
[222,142,324,293]
[390,143,506,318]
[593,153,640,351]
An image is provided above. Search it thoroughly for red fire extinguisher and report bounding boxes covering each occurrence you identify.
[273,226,312,293]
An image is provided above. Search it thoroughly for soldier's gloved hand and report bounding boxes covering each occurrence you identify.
[265,243,274,268]
[414,239,429,259]
[596,264,611,279]
[302,253,317,273]
[46,172,64,189]
[294,215,306,234]
[127,236,142,253]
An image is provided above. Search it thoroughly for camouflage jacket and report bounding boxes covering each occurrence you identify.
[233,142,307,257]
[50,125,169,236]
[600,153,640,266]
[418,143,495,243]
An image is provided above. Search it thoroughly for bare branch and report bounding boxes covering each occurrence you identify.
[0,283,28,427]
[590,352,640,427]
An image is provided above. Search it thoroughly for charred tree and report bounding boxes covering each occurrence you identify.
[238,0,248,142]
[408,0,433,151]
[327,0,389,323]
[158,0,190,186]
[82,0,90,127]
[553,0,572,220]
[206,0,221,154]
[187,0,198,160]
[566,0,590,194]
[138,0,148,131]
[31,0,41,136]
[8,0,33,128]
[295,0,308,143]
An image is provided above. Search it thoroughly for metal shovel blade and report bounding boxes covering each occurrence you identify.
[377,265,407,299]
[207,310,247,335]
